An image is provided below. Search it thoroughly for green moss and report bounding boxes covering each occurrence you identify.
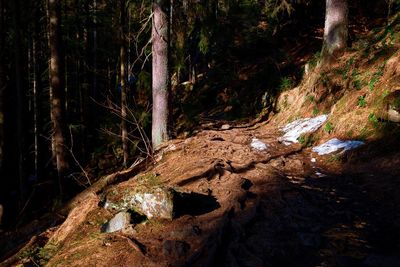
[324,122,334,134]
[297,133,317,148]
[137,172,162,187]
[312,107,319,116]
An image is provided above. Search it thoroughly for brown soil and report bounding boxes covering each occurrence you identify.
[2,121,399,267]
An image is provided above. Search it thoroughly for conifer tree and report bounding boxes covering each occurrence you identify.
[152,0,170,149]
[48,0,69,195]
[321,0,348,64]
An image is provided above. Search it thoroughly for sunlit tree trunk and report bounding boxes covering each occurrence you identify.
[120,0,128,166]
[48,0,69,196]
[152,0,170,149]
[321,0,348,64]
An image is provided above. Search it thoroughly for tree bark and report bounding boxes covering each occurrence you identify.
[0,0,5,176]
[32,12,43,180]
[120,0,129,167]
[321,0,348,64]
[152,0,170,149]
[48,0,69,196]
[12,0,25,208]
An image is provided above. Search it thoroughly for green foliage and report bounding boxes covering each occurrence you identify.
[279,76,293,92]
[351,69,366,90]
[369,64,385,91]
[382,89,390,98]
[357,95,367,107]
[18,242,59,266]
[199,29,209,55]
[308,51,321,69]
[324,122,334,134]
[327,154,343,163]
[297,133,317,148]
[335,57,355,81]
[306,95,315,103]
[368,113,379,128]
[369,76,378,91]
[312,107,319,116]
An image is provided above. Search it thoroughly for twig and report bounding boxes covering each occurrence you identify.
[68,126,91,186]
[93,97,154,161]
[115,233,146,255]
[39,129,91,187]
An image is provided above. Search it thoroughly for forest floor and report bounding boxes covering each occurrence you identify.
[2,119,400,267]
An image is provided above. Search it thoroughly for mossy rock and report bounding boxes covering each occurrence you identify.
[104,186,175,220]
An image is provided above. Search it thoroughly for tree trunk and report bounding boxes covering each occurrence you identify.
[48,0,69,196]
[93,0,97,97]
[321,0,348,63]
[12,0,25,209]
[120,0,129,167]
[0,0,5,176]
[152,0,170,149]
[32,24,42,179]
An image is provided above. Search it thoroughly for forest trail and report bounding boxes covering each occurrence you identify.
[3,120,400,267]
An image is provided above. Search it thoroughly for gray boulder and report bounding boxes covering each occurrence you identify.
[103,186,174,220]
[102,211,131,233]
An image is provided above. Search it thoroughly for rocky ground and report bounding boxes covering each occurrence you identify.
[1,121,400,267]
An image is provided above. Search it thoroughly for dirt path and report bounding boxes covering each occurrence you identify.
[3,123,400,267]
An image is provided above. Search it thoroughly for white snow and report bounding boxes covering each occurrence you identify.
[312,138,364,155]
[280,115,328,145]
[315,172,327,178]
[251,138,268,151]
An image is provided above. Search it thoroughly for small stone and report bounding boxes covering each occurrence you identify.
[221,124,231,130]
[311,158,316,163]
[102,211,131,233]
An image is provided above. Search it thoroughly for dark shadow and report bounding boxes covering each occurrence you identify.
[174,192,220,218]
[210,137,225,141]
[129,211,147,224]
[241,178,253,190]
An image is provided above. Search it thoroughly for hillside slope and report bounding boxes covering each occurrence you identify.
[2,10,400,267]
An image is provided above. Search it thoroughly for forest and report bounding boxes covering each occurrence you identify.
[1,0,400,266]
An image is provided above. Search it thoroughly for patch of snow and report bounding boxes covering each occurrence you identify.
[280,115,328,145]
[312,138,364,155]
[221,124,231,130]
[251,138,268,151]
